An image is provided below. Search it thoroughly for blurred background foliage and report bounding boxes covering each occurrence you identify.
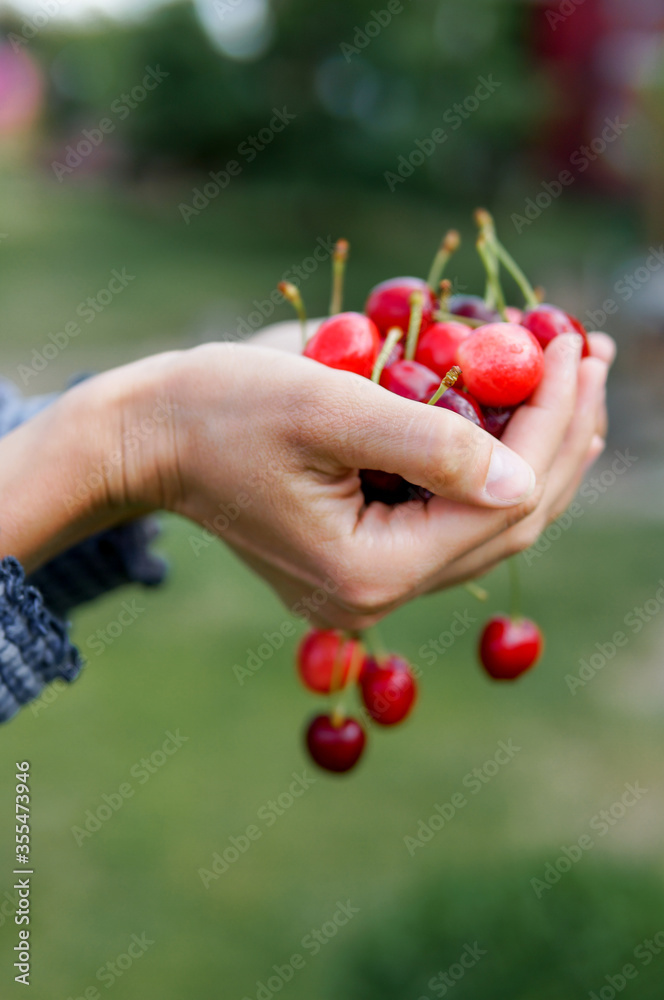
[0,1,663,998]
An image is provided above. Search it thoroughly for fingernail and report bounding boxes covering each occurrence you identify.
[484,445,536,503]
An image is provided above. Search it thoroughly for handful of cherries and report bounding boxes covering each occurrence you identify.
[278,209,586,773]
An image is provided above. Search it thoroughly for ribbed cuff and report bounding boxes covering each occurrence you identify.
[0,557,82,723]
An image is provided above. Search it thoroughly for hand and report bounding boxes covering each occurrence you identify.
[118,331,608,629]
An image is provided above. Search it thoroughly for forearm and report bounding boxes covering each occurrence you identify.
[0,357,172,574]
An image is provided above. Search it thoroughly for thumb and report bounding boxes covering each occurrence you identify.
[318,374,536,508]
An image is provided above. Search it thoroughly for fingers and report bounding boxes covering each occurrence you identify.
[312,365,536,508]
[587,331,616,365]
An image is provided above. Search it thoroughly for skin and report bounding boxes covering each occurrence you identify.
[0,322,613,630]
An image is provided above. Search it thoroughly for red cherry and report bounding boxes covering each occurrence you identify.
[379,359,440,402]
[304,312,380,377]
[479,615,543,680]
[297,630,358,694]
[456,323,544,407]
[305,714,366,773]
[360,655,417,726]
[434,386,486,429]
[365,277,436,337]
[522,303,590,357]
[415,321,472,382]
[504,306,524,324]
[482,406,515,439]
[447,294,498,324]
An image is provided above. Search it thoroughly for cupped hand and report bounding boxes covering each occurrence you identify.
[117,325,612,630]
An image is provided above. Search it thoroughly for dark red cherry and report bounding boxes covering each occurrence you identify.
[360,470,430,506]
[414,320,472,383]
[479,615,543,680]
[482,406,515,439]
[297,630,358,694]
[360,655,417,726]
[522,303,590,357]
[379,359,440,402]
[305,714,366,773]
[304,312,380,377]
[365,277,436,337]
[448,294,498,324]
[434,387,485,429]
[457,323,544,407]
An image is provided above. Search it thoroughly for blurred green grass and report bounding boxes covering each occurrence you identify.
[0,167,661,999]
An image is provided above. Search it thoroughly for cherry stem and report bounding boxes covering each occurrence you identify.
[464,581,488,602]
[438,278,452,313]
[371,327,403,383]
[329,238,349,316]
[477,237,508,321]
[404,289,425,361]
[474,207,538,309]
[435,310,482,328]
[508,556,521,620]
[278,281,307,349]
[427,366,461,405]
[363,625,387,663]
[427,229,460,292]
[331,635,365,728]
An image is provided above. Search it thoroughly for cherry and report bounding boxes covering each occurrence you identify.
[456,322,544,407]
[434,386,485,429]
[482,406,514,439]
[360,655,417,726]
[504,306,524,324]
[522,303,590,357]
[447,294,498,324]
[414,320,472,381]
[360,470,429,506]
[479,615,543,680]
[365,277,436,338]
[379,359,440,402]
[297,630,358,694]
[305,714,366,773]
[304,312,380,378]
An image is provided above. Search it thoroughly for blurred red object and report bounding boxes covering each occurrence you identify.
[0,44,44,134]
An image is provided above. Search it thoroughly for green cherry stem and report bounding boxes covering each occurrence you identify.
[371,327,403,383]
[427,366,461,405]
[474,207,538,309]
[477,236,508,321]
[404,289,425,361]
[427,229,460,292]
[329,238,349,316]
[278,281,308,349]
[330,635,365,728]
[434,310,483,328]
[464,581,489,602]
[508,557,521,620]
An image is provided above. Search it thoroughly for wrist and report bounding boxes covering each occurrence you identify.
[0,352,181,572]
